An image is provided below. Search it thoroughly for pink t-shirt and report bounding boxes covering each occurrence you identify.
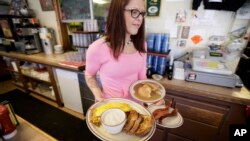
[85,38,147,101]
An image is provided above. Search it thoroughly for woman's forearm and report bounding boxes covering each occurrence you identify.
[85,74,103,101]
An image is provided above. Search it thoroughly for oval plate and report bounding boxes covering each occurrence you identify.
[147,104,183,128]
[129,79,166,103]
[86,98,156,141]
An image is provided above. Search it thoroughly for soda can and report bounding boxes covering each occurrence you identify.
[154,34,161,53]
[157,57,167,75]
[157,56,167,66]
[77,33,81,47]
[152,56,159,73]
[161,33,170,53]
[147,33,155,52]
[72,33,76,46]
[147,55,153,67]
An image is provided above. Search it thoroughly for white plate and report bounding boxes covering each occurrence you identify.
[86,98,156,141]
[129,79,166,103]
[147,104,183,128]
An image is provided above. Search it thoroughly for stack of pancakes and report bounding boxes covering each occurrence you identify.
[123,110,154,136]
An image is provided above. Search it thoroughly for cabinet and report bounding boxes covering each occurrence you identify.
[149,89,247,141]
[3,57,63,107]
[54,68,83,113]
[78,71,95,115]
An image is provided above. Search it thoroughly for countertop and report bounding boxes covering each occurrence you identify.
[1,51,249,105]
[159,78,250,105]
[0,51,84,71]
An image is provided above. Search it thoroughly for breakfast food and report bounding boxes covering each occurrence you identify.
[123,110,139,132]
[135,115,154,136]
[123,110,154,136]
[134,82,162,100]
[146,82,160,91]
[138,84,152,98]
[152,100,178,124]
[101,109,127,134]
[90,102,132,126]
[90,101,154,136]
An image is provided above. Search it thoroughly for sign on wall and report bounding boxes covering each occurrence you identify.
[146,0,161,17]
[59,0,91,21]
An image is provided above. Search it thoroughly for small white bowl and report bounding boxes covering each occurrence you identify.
[152,74,163,81]
[101,108,126,134]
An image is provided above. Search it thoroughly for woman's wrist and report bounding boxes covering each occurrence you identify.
[95,95,104,102]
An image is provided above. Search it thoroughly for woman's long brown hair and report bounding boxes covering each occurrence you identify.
[105,0,146,60]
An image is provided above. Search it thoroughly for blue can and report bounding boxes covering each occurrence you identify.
[147,55,153,67]
[157,57,167,75]
[154,34,161,53]
[161,33,170,53]
[147,33,155,52]
[152,56,159,73]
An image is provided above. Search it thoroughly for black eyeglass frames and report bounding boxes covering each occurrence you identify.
[124,9,146,19]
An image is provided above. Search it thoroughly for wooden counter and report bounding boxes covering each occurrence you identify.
[0,51,85,107]
[1,51,249,106]
[159,78,250,105]
[0,51,84,71]
[152,78,250,141]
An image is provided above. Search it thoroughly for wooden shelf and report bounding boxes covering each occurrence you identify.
[74,46,88,48]
[147,52,169,57]
[27,88,56,101]
[22,74,51,84]
[12,81,24,88]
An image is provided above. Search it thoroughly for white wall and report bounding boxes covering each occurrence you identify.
[27,0,60,45]
[145,0,250,58]
[26,0,249,58]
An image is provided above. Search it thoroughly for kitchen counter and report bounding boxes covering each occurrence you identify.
[0,51,84,71]
[159,78,250,105]
[1,51,249,106]
[0,51,85,107]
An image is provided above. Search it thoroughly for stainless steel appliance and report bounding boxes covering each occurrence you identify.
[14,28,42,54]
[0,15,42,54]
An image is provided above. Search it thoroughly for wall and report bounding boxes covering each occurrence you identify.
[27,0,60,45]
[26,0,250,58]
[145,0,250,58]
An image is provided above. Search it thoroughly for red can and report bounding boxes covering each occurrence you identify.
[0,104,17,139]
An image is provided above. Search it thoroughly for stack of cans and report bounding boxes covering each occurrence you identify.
[146,33,170,53]
[72,33,98,47]
[147,55,168,75]
[146,33,170,76]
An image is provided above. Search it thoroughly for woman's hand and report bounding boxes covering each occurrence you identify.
[95,96,104,103]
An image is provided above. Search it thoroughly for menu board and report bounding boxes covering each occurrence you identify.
[60,0,91,21]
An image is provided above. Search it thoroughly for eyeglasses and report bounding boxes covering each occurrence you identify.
[124,9,146,19]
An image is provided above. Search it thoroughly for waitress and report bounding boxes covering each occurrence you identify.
[85,0,164,105]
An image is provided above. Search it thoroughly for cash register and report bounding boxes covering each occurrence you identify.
[185,40,246,88]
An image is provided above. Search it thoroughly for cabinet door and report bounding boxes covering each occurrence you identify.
[165,94,229,141]
[78,72,94,100]
[55,68,83,113]
[167,133,192,141]
[149,128,166,141]
[81,98,94,115]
